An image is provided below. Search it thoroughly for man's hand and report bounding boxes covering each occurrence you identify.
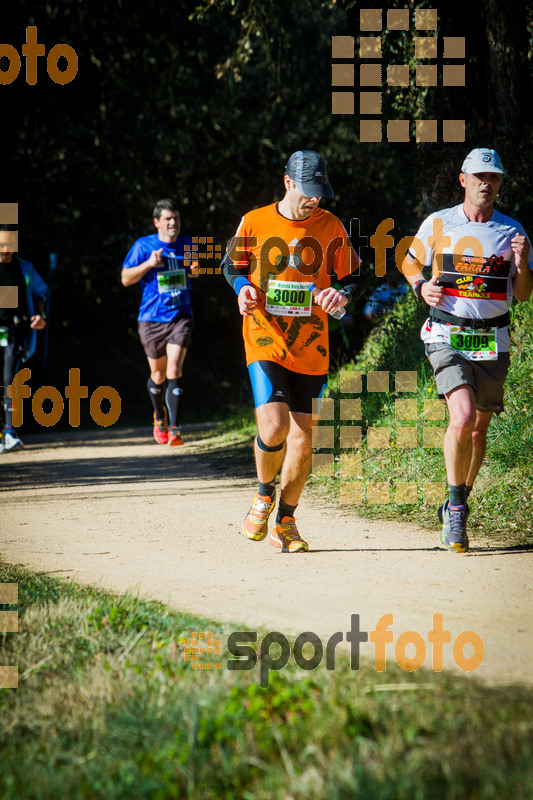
[511,233,530,270]
[121,248,165,287]
[312,286,347,315]
[238,284,261,316]
[511,234,533,302]
[30,315,46,330]
[421,275,444,307]
[147,248,164,268]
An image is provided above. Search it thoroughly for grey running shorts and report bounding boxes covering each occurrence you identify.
[138,316,193,359]
[425,342,510,414]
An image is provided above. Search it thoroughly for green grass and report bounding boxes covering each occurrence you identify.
[2,563,533,799]
[309,293,533,544]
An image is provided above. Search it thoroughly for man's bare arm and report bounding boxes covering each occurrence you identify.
[121,248,163,287]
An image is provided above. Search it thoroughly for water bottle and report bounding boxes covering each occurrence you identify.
[310,283,346,320]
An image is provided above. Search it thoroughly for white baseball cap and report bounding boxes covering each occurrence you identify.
[461,148,504,175]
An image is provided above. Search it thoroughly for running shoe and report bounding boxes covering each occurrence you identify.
[4,428,23,452]
[153,411,168,444]
[167,426,184,446]
[438,497,469,524]
[271,516,308,553]
[242,491,276,541]
[440,502,469,553]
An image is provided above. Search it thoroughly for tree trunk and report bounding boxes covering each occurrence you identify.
[481,0,531,131]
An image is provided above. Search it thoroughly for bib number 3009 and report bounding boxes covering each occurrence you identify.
[449,326,498,361]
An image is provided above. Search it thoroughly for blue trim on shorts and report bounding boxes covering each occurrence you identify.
[248,361,328,414]
[248,361,275,408]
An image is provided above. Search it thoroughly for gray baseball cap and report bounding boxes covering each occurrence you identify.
[461,148,504,175]
[285,150,334,198]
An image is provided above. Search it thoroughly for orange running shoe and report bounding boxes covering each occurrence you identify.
[271,517,308,553]
[242,491,276,541]
[168,426,184,446]
[153,411,168,444]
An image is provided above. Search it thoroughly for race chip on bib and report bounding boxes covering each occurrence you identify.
[156,269,187,295]
[265,280,313,316]
[448,325,498,361]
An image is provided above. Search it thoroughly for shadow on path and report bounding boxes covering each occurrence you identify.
[0,425,256,492]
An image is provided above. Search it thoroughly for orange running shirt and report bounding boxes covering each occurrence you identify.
[227,203,359,374]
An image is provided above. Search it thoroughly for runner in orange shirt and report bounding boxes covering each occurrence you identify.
[222,150,359,552]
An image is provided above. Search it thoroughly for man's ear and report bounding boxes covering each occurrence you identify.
[458,172,466,188]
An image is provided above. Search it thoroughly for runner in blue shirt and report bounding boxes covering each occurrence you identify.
[121,199,197,445]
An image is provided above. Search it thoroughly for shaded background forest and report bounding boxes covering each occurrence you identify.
[2,0,532,427]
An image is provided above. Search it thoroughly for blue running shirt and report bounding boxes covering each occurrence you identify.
[122,233,193,322]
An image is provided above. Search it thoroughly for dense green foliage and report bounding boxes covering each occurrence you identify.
[2,562,533,799]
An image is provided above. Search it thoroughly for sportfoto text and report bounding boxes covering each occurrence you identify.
[227,218,497,278]
[227,614,484,687]
[7,368,121,428]
[0,26,78,85]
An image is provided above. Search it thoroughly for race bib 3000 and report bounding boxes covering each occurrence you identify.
[265,280,313,316]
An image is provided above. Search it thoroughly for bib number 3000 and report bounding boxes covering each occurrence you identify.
[265,280,313,316]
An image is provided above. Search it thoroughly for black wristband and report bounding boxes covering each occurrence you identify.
[413,279,427,299]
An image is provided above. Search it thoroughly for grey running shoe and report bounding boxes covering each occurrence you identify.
[440,502,469,553]
[438,497,469,524]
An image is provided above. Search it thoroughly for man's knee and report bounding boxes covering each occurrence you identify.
[256,420,289,449]
[256,433,285,452]
[256,406,290,446]
[446,389,476,439]
[151,370,165,385]
[165,357,183,380]
[448,411,476,440]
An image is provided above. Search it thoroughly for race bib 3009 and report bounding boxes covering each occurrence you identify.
[448,325,498,361]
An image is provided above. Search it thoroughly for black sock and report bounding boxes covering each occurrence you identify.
[276,499,297,524]
[147,377,166,420]
[165,378,183,427]
[258,480,276,499]
[449,483,467,506]
[465,485,472,499]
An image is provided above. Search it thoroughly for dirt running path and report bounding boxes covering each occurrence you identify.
[1,425,532,685]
